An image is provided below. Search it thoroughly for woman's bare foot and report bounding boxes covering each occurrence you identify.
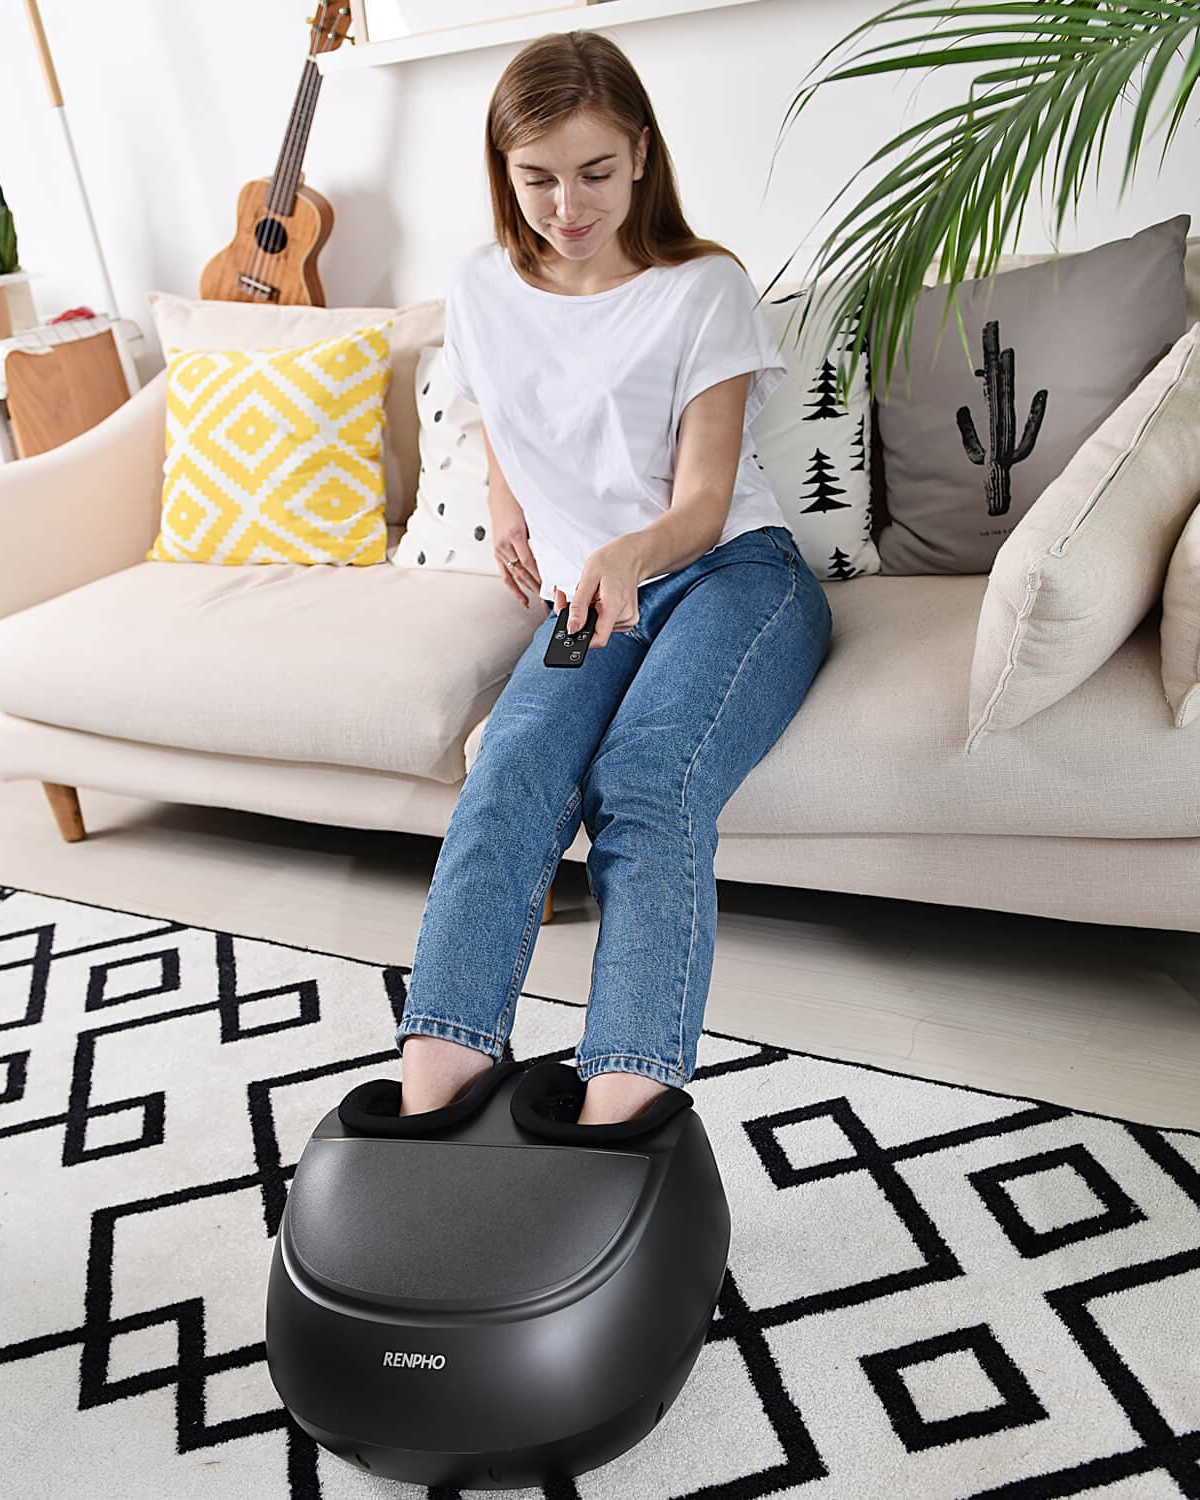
[576,1072,670,1126]
[399,1035,494,1116]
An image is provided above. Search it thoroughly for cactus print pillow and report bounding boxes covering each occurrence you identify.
[872,214,1190,575]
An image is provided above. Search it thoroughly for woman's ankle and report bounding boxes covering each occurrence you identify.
[399,1035,494,1116]
[577,1072,669,1126]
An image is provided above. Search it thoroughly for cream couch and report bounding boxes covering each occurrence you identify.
[1,261,1198,938]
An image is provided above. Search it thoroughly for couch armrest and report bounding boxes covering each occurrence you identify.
[0,367,167,620]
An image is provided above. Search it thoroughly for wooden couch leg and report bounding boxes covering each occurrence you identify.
[541,880,555,925]
[43,782,86,842]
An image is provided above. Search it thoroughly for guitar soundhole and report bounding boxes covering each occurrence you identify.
[254,217,288,255]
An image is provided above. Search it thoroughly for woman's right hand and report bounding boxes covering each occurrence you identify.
[488,488,543,611]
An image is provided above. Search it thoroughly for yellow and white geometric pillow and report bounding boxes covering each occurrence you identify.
[147,324,393,565]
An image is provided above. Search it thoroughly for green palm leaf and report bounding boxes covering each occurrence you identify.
[0,182,17,276]
[759,2,1200,406]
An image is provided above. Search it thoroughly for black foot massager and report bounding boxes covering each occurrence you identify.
[264,1055,731,1490]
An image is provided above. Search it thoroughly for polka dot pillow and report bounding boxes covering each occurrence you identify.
[390,346,500,579]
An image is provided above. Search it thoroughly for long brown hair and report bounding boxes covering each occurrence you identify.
[484,31,745,281]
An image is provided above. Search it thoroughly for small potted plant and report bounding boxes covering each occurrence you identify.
[0,185,37,339]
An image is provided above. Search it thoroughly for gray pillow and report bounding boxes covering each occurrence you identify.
[872,213,1191,574]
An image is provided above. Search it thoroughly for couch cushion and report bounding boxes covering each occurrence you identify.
[3,564,1194,837]
[757,576,1195,837]
[464,575,1196,839]
[0,547,541,784]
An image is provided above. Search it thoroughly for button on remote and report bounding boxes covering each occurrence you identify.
[543,606,598,669]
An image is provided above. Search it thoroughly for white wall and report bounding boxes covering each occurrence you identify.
[1,0,1196,379]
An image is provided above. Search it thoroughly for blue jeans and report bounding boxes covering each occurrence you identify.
[394,524,833,1088]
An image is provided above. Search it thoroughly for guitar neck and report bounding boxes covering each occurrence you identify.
[267,56,322,216]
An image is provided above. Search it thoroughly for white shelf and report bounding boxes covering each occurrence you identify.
[316,0,767,70]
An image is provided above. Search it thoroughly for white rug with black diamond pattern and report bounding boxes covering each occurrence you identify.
[2,885,1199,1500]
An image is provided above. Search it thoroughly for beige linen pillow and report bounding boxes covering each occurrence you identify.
[966,322,1200,753]
[1161,500,1200,726]
[146,289,446,529]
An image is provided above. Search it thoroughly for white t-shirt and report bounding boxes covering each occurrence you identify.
[442,240,789,602]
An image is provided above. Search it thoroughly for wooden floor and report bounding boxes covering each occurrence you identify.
[3,778,1198,1132]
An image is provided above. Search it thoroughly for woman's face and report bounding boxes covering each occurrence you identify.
[507,112,649,262]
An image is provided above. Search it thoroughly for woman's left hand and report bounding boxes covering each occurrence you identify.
[554,537,642,649]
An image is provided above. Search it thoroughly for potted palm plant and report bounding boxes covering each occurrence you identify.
[767,0,1199,404]
[0,184,37,339]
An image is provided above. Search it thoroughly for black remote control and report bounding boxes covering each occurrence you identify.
[544,605,598,668]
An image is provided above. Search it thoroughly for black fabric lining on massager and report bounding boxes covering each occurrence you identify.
[509,1061,694,1144]
[337,1057,527,1138]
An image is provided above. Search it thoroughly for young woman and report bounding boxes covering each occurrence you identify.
[396,30,833,1125]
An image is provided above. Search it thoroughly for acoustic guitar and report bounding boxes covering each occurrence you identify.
[199,3,353,305]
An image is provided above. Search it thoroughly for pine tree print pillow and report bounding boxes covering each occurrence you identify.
[752,283,881,582]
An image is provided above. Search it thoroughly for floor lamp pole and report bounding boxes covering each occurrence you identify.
[22,0,121,321]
